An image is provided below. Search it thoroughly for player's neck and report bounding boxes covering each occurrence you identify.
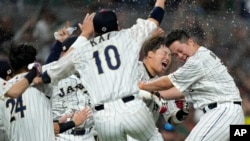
[143,62,155,78]
[13,68,28,76]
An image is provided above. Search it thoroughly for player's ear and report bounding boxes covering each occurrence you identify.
[147,51,154,58]
[188,38,194,45]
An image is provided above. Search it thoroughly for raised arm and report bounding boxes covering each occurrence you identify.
[2,67,39,98]
[147,0,166,26]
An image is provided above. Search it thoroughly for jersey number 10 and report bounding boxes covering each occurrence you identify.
[93,45,121,74]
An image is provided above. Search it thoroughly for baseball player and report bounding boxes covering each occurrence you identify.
[1,43,55,141]
[0,59,13,141]
[139,29,245,141]
[128,33,189,141]
[0,59,41,141]
[43,32,96,141]
[38,0,167,140]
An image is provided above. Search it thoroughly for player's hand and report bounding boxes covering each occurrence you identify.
[138,81,145,90]
[158,98,168,114]
[72,107,92,127]
[175,99,189,114]
[32,76,43,85]
[59,114,73,123]
[151,93,168,114]
[28,62,42,76]
[54,21,76,42]
[79,12,95,39]
[152,27,165,37]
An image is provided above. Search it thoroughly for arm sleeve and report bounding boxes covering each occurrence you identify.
[168,58,204,92]
[128,19,157,47]
[42,36,87,85]
[45,41,62,64]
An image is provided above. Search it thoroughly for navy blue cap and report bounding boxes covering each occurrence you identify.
[0,59,13,80]
[93,9,118,34]
[61,36,78,52]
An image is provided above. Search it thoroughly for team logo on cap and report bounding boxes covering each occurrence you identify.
[101,27,107,32]
[62,46,67,51]
[7,69,12,75]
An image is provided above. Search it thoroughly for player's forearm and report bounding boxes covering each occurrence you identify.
[42,51,76,84]
[148,0,166,26]
[6,78,29,98]
[155,0,166,9]
[6,68,37,98]
[159,87,184,100]
[140,76,173,92]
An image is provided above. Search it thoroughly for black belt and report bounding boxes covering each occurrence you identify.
[71,128,86,135]
[94,95,135,111]
[202,101,241,113]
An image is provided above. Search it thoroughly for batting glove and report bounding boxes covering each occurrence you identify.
[175,99,189,114]
[28,62,42,76]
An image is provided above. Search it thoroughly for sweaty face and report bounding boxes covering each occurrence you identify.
[169,40,192,62]
[151,45,172,75]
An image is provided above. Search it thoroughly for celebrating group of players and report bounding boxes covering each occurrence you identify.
[0,0,245,140]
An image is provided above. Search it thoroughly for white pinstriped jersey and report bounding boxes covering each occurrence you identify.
[0,79,10,141]
[0,101,8,141]
[168,46,242,110]
[0,78,11,98]
[41,63,95,141]
[2,73,54,141]
[47,19,157,105]
[45,19,164,141]
[51,74,92,119]
[137,61,179,122]
[52,74,96,141]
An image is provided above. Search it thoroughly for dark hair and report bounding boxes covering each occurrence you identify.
[9,43,37,71]
[165,29,190,47]
[141,36,166,58]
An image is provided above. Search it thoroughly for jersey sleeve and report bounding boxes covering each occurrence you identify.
[0,78,11,98]
[168,57,204,93]
[127,19,157,47]
[46,36,87,85]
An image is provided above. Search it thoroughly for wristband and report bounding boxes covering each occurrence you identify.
[148,6,165,24]
[41,71,51,84]
[59,121,75,133]
[154,91,161,98]
[24,67,37,84]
